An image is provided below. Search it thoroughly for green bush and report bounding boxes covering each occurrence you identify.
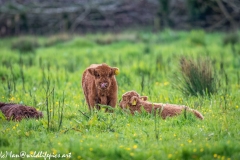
[223,33,239,46]
[44,33,73,47]
[189,30,206,46]
[11,37,39,53]
[94,33,137,45]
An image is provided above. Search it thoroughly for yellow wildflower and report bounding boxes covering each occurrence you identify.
[168,154,172,158]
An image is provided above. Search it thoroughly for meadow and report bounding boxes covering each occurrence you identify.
[0,29,240,160]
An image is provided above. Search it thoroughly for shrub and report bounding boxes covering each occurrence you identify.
[44,33,73,47]
[223,33,239,46]
[95,33,136,45]
[189,30,206,46]
[223,33,239,55]
[177,57,217,96]
[11,37,39,53]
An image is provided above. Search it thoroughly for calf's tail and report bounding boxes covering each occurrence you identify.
[192,109,204,120]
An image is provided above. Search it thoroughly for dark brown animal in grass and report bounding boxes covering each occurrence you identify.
[82,63,119,110]
[0,102,43,121]
[119,91,204,120]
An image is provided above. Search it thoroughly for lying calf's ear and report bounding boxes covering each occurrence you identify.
[111,67,119,76]
[140,96,148,101]
[130,96,138,106]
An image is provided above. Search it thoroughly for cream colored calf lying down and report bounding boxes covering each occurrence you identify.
[119,90,204,120]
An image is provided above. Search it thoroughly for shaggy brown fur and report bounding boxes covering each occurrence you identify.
[119,91,204,120]
[82,63,119,110]
[0,102,43,121]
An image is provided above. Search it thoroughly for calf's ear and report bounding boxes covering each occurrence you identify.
[130,96,138,106]
[140,96,148,101]
[88,68,95,76]
[111,67,119,76]
[88,68,98,76]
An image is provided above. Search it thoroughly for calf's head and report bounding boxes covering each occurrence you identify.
[120,90,148,109]
[88,64,119,90]
[23,106,43,119]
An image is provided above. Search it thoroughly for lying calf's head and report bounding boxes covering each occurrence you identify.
[21,106,43,119]
[88,63,119,90]
[4,105,43,121]
[119,90,148,109]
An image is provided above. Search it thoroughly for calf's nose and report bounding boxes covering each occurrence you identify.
[100,82,108,89]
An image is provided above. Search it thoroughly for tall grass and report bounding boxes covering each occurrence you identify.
[177,57,218,96]
[43,70,65,132]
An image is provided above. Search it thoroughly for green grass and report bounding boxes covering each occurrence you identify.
[0,30,240,160]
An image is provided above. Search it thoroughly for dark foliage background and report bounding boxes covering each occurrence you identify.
[0,0,239,36]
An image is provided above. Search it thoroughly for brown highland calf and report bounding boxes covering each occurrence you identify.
[82,63,119,110]
[119,91,204,120]
[0,102,43,121]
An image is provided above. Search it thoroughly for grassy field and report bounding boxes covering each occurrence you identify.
[0,29,240,160]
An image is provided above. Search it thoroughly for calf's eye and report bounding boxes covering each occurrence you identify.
[96,73,100,78]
